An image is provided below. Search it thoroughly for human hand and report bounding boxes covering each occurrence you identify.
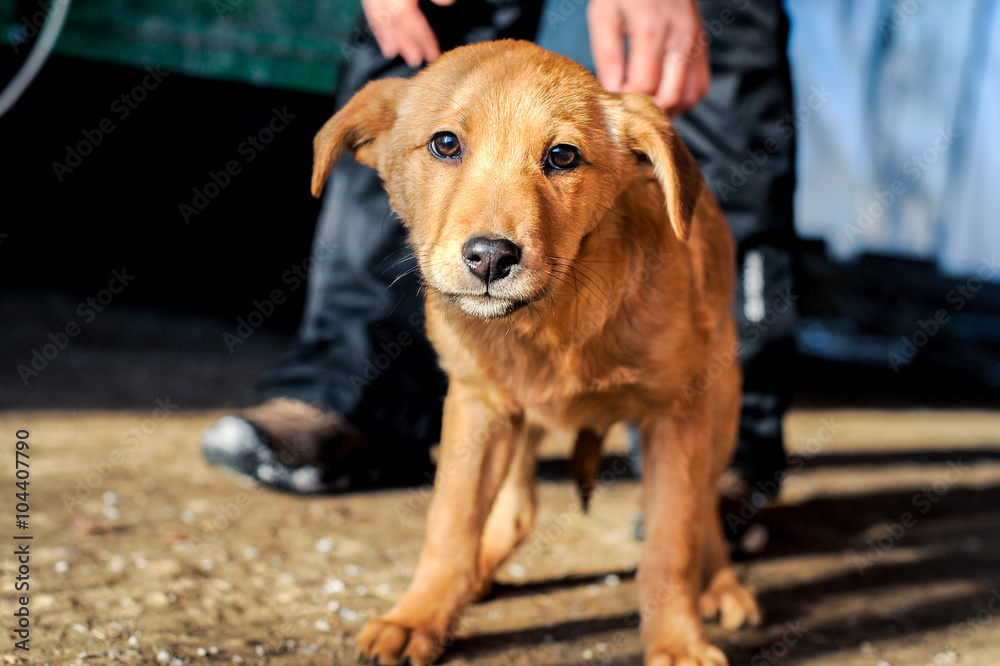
[362,0,455,68]
[587,0,710,116]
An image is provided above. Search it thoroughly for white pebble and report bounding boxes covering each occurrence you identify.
[127,636,140,647]
[314,620,332,632]
[107,556,127,573]
[103,505,122,520]
[102,491,119,505]
[255,645,265,656]
[209,646,219,655]
[603,574,620,587]
[156,649,171,664]
[339,608,359,622]
[135,557,149,569]
[181,510,197,524]
[323,579,346,594]
[242,546,260,559]
[507,563,527,579]
[196,647,208,657]
[741,523,769,554]
[355,586,368,596]
[55,561,69,573]
[582,649,594,660]
[344,563,362,576]
[171,659,184,666]
[327,600,341,612]
[200,558,214,571]
[315,537,337,553]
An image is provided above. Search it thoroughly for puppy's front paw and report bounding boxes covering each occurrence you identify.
[699,567,761,630]
[356,617,444,666]
[647,642,729,666]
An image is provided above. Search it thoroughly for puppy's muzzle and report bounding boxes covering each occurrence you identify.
[462,237,521,286]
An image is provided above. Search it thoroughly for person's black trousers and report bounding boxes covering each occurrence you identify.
[674,0,799,487]
[256,0,798,486]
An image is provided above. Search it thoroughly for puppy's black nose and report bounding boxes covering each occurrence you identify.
[462,237,521,285]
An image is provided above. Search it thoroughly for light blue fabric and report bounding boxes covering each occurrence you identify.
[535,0,595,72]
[787,0,1000,279]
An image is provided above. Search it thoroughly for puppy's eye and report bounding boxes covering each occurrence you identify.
[546,144,580,171]
[429,132,462,159]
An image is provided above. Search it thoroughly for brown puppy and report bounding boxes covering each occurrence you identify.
[311,40,760,666]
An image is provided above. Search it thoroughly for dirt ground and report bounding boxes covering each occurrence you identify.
[3,292,1000,665]
[4,407,1000,666]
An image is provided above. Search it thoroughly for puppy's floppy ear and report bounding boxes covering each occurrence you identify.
[613,93,703,241]
[311,78,407,198]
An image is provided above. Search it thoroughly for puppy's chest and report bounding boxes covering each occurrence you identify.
[477,333,644,426]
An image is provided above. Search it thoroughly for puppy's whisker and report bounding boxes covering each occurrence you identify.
[543,255,615,294]
[545,254,623,265]
[550,264,612,303]
[381,266,422,297]
[528,268,577,299]
[532,266,612,314]
[376,252,419,283]
[377,245,417,266]
[541,263,613,313]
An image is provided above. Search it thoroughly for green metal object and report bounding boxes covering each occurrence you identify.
[3,0,362,94]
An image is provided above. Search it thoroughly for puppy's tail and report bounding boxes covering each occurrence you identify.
[571,430,604,512]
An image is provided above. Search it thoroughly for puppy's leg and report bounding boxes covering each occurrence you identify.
[471,424,542,601]
[698,503,762,630]
[357,383,520,666]
[638,411,728,666]
[699,367,761,630]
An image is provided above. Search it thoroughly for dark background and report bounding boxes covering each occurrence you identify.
[2,56,327,326]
